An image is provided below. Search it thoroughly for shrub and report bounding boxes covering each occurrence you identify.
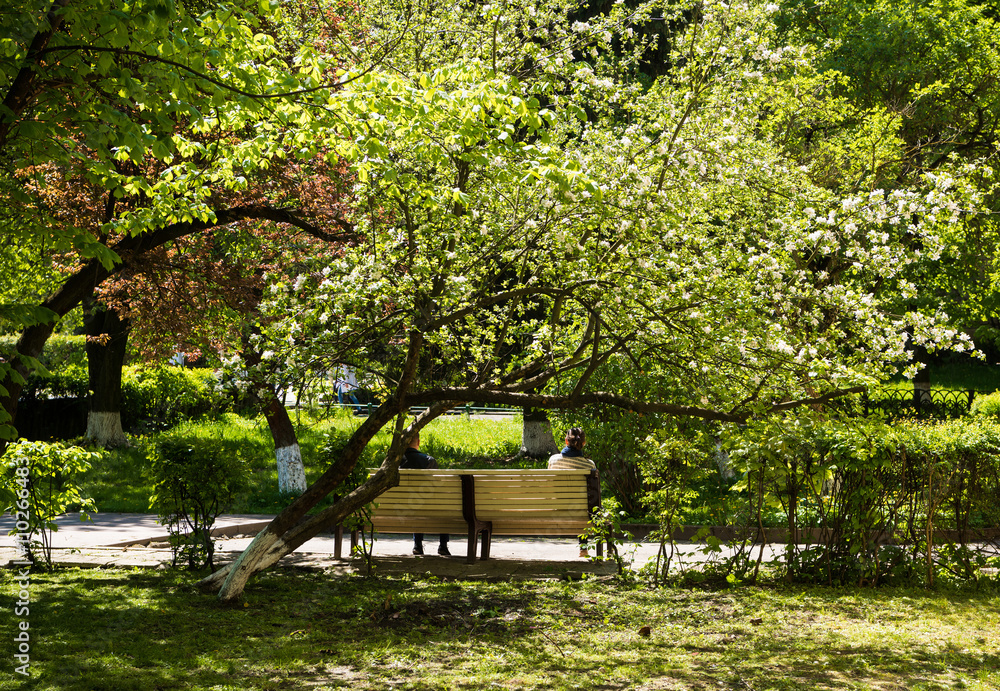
[709,415,1000,587]
[0,334,88,371]
[970,391,1000,418]
[0,440,101,568]
[147,436,249,569]
[121,365,231,429]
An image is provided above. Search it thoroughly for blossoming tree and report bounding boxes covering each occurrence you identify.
[199,0,985,600]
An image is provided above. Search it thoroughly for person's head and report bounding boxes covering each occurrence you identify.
[409,432,420,449]
[564,427,585,451]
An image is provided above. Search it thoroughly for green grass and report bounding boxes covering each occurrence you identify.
[2,567,998,690]
[885,353,1000,392]
[80,411,523,514]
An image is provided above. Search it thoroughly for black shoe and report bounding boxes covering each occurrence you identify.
[412,545,423,555]
[437,545,451,557]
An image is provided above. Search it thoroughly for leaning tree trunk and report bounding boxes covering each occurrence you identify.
[83,299,130,447]
[200,331,433,602]
[202,399,421,601]
[263,396,307,495]
[521,406,558,458]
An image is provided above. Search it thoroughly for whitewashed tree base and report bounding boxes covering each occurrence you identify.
[276,444,307,495]
[521,419,558,458]
[85,411,129,448]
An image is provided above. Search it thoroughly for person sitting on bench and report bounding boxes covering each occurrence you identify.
[400,432,451,556]
[548,427,597,558]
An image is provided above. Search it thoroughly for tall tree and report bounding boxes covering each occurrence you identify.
[0,0,357,452]
[199,0,985,601]
[779,0,1000,371]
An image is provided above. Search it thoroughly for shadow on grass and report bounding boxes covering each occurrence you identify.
[3,568,561,691]
[5,568,998,691]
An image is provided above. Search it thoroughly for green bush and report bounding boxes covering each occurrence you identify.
[40,335,88,370]
[970,391,1000,418]
[22,363,89,399]
[711,415,1000,587]
[121,365,231,429]
[19,363,236,431]
[0,440,102,568]
[147,435,249,569]
[0,334,87,371]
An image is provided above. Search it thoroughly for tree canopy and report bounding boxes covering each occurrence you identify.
[200,0,992,600]
[2,0,997,600]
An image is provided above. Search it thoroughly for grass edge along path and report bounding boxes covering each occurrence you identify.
[0,567,998,690]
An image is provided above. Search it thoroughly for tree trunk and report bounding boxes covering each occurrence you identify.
[0,204,329,458]
[912,344,931,409]
[263,397,307,495]
[200,331,431,602]
[204,399,416,601]
[521,406,558,457]
[84,299,130,447]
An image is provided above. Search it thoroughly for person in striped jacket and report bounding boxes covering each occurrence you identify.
[547,427,596,557]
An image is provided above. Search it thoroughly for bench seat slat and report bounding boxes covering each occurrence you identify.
[481,513,590,522]
[378,508,461,515]
[371,521,590,535]
[476,496,586,506]
[474,487,588,495]
[375,492,462,508]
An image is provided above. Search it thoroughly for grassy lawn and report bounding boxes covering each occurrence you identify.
[1,567,997,690]
[80,411,524,514]
[885,354,1000,392]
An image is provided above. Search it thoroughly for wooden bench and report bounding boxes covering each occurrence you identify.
[337,468,603,564]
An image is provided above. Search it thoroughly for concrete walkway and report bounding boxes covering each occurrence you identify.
[0,512,765,580]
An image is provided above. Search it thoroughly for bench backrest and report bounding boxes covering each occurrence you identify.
[469,469,595,535]
[369,468,598,536]
[369,470,469,534]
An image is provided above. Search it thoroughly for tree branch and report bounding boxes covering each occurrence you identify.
[403,386,868,423]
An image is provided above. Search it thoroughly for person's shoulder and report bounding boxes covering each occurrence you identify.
[401,448,433,469]
[548,454,596,470]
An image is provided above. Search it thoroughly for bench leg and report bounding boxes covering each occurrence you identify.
[597,537,603,559]
[466,526,478,564]
[334,523,344,559]
[480,529,491,561]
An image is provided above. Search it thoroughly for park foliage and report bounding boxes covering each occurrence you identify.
[2,0,1000,598]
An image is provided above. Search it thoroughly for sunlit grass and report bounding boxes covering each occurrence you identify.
[2,568,997,691]
[79,410,523,514]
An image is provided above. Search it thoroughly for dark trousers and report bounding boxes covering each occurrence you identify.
[414,533,449,548]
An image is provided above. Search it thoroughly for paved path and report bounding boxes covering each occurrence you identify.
[0,512,776,579]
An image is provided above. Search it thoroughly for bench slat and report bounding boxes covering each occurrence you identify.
[474,486,587,495]
[351,467,602,562]
[378,492,464,502]
[371,521,590,535]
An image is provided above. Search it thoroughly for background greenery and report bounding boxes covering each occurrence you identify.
[79,411,524,514]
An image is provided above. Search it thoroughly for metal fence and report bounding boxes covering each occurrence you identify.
[333,403,518,417]
[860,387,980,420]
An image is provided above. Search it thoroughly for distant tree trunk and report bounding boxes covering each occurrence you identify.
[240,322,308,496]
[84,299,130,448]
[263,396,307,495]
[521,406,558,458]
[913,344,931,409]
